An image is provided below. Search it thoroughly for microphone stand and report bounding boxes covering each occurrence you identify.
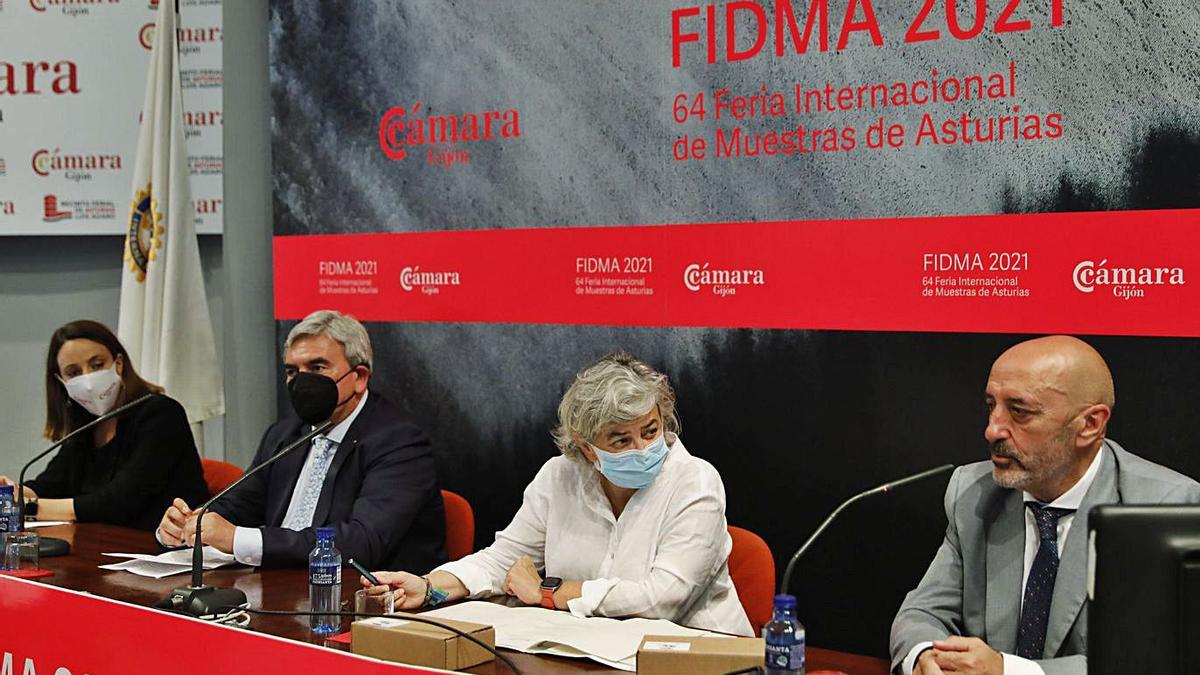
[160,419,333,617]
[779,463,954,596]
[16,394,154,558]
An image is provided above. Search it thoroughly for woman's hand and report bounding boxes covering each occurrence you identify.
[503,555,544,605]
[364,571,428,610]
[0,476,37,502]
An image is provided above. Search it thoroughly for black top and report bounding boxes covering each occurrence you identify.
[211,391,447,570]
[27,394,210,531]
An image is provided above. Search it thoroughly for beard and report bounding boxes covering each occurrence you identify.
[990,429,1075,492]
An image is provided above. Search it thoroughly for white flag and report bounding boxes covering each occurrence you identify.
[118,0,224,425]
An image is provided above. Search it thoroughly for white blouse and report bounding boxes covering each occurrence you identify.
[434,438,753,636]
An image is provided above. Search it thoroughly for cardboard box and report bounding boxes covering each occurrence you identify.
[351,612,496,671]
[637,635,765,674]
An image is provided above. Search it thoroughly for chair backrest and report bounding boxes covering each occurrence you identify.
[200,458,244,497]
[727,525,776,636]
[441,489,475,561]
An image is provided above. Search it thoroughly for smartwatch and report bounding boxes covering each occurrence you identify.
[540,576,563,610]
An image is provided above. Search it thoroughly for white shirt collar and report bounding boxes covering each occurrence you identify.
[1023,442,1104,509]
[315,390,368,445]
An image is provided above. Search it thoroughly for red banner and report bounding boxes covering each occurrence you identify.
[274,210,1199,337]
[0,576,434,675]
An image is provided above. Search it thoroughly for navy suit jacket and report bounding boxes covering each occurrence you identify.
[212,392,447,570]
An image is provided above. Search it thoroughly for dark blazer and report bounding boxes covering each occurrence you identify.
[889,440,1200,675]
[211,391,447,570]
[27,393,209,531]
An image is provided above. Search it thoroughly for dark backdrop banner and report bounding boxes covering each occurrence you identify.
[269,1,1200,656]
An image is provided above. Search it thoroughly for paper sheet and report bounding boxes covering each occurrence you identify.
[423,601,709,671]
[98,547,237,578]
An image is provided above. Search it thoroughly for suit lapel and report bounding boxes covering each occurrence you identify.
[267,424,311,526]
[1043,445,1117,657]
[985,488,1026,651]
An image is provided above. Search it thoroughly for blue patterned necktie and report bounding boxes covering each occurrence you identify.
[1016,502,1075,659]
[281,435,337,531]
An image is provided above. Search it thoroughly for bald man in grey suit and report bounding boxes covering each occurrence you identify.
[890,336,1200,675]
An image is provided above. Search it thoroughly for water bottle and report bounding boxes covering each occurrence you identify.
[764,593,805,674]
[308,526,342,633]
[0,486,17,570]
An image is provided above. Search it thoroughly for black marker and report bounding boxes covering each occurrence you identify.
[348,557,381,586]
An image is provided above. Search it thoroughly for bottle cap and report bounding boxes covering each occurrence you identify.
[773,593,797,610]
[316,526,335,541]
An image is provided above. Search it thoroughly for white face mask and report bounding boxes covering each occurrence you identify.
[60,366,123,416]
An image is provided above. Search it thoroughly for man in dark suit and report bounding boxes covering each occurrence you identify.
[156,310,446,571]
[890,336,1200,675]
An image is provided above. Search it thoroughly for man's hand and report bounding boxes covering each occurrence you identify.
[503,555,543,605]
[929,637,1004,675]
[915,647,947,675]
[182,509,236,554]
[157,498,191,546]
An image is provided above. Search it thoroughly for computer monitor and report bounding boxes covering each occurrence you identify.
[1088,504,1200,675]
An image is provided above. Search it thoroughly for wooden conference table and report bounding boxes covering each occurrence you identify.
[31,522,889,674]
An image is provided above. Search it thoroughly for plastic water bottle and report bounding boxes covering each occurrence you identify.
[308,527,342,633]
[0,486,17,570]
[765,593,805,674]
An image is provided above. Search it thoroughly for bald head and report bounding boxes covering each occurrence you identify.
[992,336,1115,410]
[985,336,1115,500]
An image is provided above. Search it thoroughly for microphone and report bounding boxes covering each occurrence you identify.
[779,463,954,595]
[158,418,333,617]
[17,393,154,557]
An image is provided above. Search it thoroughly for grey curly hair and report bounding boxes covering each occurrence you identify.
[552,352,680,462]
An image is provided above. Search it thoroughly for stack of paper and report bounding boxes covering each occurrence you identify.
[23,521,71,529]
[424,601,710,671]
[99,547,237,579]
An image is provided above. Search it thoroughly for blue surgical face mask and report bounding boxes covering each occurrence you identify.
[589,433,669,489]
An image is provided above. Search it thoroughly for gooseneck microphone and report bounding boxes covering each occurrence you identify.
[158,418,333,617]
[17,393,154,557]
[779,463,955,595]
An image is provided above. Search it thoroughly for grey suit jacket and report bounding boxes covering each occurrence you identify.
[889,440,1200,675]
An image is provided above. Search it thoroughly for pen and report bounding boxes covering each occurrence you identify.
[348,557,382,586]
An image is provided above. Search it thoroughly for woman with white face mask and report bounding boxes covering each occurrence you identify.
[0,320,208,530]
[362,353,753,636]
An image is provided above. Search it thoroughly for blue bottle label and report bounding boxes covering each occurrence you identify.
[310,564,341,586]
[765,635,805,670]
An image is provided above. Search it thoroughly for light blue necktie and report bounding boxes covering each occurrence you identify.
[281,435,337,531]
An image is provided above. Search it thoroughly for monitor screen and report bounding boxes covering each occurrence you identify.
[1088,504,1200,675]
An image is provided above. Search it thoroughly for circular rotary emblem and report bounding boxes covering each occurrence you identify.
[125,185,164,282]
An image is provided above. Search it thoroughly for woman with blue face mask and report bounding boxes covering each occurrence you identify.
[0,320,209,530]
[363,352,753,636]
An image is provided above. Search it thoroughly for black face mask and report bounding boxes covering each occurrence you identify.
[287,370,354,425]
